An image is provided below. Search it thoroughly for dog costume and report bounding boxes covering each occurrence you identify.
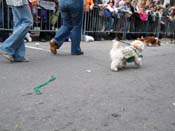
[122,46,143,63]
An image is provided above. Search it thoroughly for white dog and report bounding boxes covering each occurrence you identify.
[110,40,144,71]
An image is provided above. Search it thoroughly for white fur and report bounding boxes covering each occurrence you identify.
[110,40,144,71]
[82,35,94,42]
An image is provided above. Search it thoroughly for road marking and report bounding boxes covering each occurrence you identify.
[26,45,49,52]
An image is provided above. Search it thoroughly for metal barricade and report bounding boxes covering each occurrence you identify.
[82,6,161,35]
[82,6,175,41]
[0,0,60,32]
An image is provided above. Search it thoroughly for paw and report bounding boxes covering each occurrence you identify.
[135,61,142,67]
[111,67,118,72]
[123,61,127,68]
[134,59,142,67]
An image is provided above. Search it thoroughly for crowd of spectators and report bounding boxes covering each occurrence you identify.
[85,0,175,39]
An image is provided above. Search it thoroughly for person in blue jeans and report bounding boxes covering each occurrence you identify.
[49,0,84,55]
[0,0,37,62]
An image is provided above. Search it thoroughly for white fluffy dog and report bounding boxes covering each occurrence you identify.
[110,40,144,71]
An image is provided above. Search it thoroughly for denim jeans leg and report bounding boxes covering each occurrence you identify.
[53,9,72,47]
[53,26,72,47]
[0,4,33,58]
[13,40,25,61]
[70,5,83,53]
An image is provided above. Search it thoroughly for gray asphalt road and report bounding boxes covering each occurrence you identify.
[0,40,175,131]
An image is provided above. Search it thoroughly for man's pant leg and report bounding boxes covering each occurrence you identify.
[0,4,33,57]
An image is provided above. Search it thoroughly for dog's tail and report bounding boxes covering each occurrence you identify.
[112,40,120,49]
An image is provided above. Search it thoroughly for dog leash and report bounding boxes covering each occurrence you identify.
[116,40,130,45]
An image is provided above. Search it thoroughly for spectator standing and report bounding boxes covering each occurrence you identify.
[123,0,133,32]
[105,0,115,31]
[166,6,175,33]
[161,3,171,32]
[130,0,139,32]
[0,0,37,62]
[98,0,115,31]
[117,0,127,31]
[84,0,94,12]
[49,0,84,55]
[83,0,94,32]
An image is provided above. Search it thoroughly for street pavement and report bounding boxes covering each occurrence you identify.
[0,40,175,131]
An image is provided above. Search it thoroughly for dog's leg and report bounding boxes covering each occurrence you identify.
[118,60,127,69]
[122,60,127,68]
[148,43,152,46]
[111,61,118,71]
[134,57,142,67]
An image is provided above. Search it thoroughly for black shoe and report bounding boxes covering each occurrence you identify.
[71,51,84,55]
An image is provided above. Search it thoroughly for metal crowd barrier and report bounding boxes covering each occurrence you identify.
[0,1,174,40]
[82,6,175,38]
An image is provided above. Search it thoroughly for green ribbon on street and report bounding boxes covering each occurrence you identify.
[34,75,56,95]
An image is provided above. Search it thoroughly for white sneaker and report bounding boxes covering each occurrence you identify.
[25,33,32,42]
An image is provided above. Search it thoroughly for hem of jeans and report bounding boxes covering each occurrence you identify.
[53,39,62,47]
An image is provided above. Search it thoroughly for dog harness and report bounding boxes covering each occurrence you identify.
[122,47,143,63]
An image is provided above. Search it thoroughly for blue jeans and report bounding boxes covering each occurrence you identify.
[105,17,114,31]
[0,4,33,61]
[53,0,83,54]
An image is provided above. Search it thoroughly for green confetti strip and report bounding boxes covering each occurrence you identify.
[34,75,56,95]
